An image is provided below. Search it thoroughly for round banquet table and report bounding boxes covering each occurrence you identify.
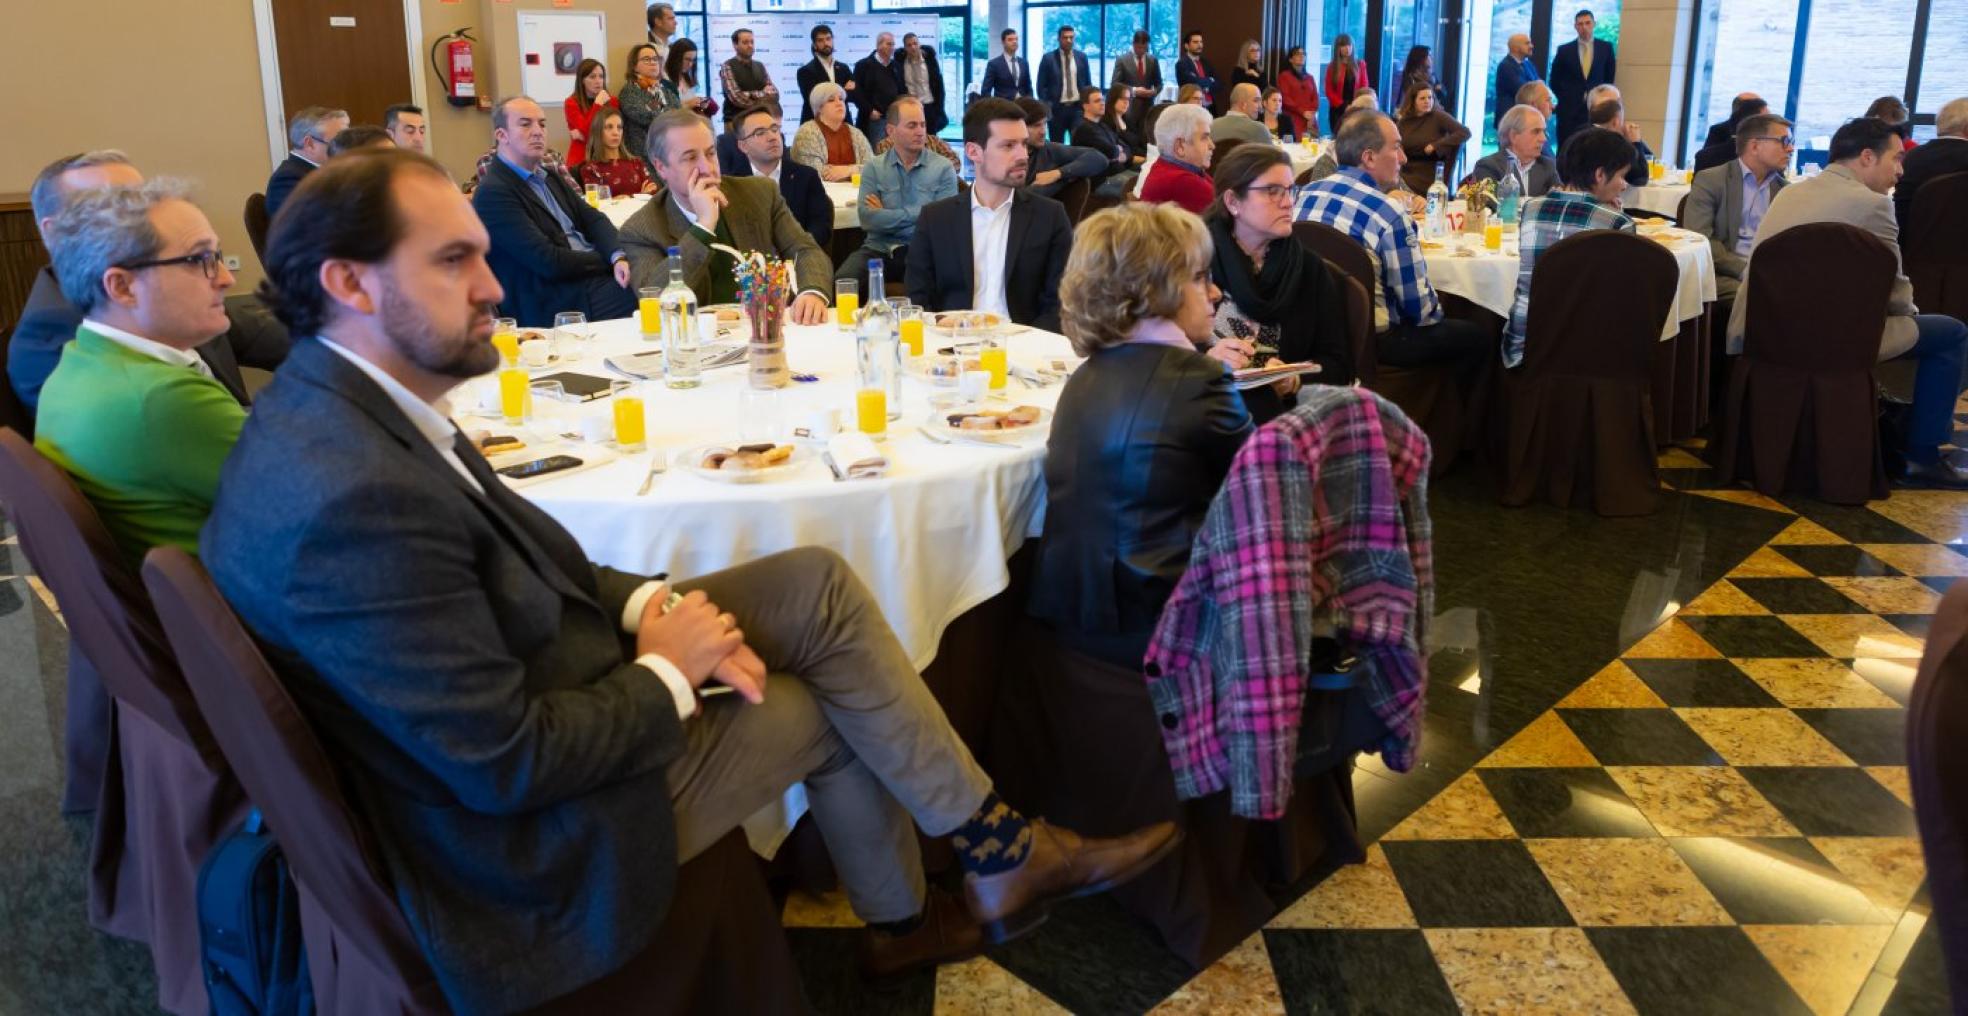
[1625,177,1692,219]
[458,315,1074,672]
[599,187,861,233]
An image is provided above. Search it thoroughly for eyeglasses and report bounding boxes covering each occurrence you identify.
[636,54,660,64]
[740,123,783,141]
[1750,134,1796,148]
[1239,184,1294,203]
[118,249,227,281]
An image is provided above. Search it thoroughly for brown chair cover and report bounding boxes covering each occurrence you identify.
[0,326,32,439]
[1210,137,1246,173]
[1714,222,1896,504]
[244,192,271,264]
[1335,270,1377,386]
[1908,580,1968,1009]
[0,429,244,1015]
[1500,230,1678,516]
[1905,171,1968,324]
[1676,191,1689,225]
[1292,220,1462,475]
[1056,176,1093,225]
[140,548,806,1015]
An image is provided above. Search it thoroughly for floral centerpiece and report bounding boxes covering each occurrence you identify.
[725,247,791,389]
[1455,177,1497,233]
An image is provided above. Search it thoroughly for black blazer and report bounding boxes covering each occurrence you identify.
[8,267,290,415]
[853,54,904,134]
[1029,342,1252,665]
[725,157,834,246]
[1070,118,1131,170]
[906,190,1072,333]
[262,153,315,221]
[473,157,624,327]
[796,56,855,122]
[1896,138,1968,230]
[980,53,1032,99]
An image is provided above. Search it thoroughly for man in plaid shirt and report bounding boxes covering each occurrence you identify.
[1503,127,1638,366]
[1293,111,1490,382]
[720,29,780,129]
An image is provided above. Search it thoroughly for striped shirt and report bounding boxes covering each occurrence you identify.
[1293,166,1443,330]
[1503,190,1635,367]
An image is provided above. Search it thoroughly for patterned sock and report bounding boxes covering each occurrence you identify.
[949,791,1034,877]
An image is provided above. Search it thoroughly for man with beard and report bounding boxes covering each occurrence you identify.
[200,146,1180,1013]
[907,98,1072,332]
[796,24,855,124]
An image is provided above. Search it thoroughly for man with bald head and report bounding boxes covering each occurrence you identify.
[1704,93,1761,151]
[1211,83,1274,145]
[1494,34,1541,129]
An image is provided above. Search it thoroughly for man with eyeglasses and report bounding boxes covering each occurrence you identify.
[265,105,348,220]
[32,179,245,564]
[724,104,833,245]
[1686,112,1792,328]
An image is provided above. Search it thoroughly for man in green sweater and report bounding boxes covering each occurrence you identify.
[33,179,245,565]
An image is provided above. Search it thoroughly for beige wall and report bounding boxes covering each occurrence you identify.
[1616,0,1700,161]
[0,0,655,289]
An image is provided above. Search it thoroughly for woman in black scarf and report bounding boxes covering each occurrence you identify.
[1204,144,1354,422]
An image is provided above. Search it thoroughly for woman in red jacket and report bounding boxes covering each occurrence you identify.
[1277,46,1319,137]
[1324,34,1371,129]
[563,58,613,167]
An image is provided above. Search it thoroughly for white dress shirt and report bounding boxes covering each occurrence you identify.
[751,159,783,186]
[83,318,213,378]
[320,337,701,720]
[970,188,1014,320]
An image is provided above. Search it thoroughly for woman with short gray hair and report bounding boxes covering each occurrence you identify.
[792,81,872,181]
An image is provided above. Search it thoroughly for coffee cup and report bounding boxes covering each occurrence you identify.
[520,338,552,367]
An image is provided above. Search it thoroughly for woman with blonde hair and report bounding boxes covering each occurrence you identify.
[1034,202,1254,668]
[792,81,873,182]
[1230,39,1266,92]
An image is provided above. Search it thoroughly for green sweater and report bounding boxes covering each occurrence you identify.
[33,326,246,565]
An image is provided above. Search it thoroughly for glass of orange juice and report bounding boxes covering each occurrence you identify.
[1648,159,1664,181]
[1484,219,1503,250]
[498,367,531,425]
[638,287,663,338]
[610,381,647,452]
[584,183,602,207]
[979,334,1008,391]
[491,317,520,364]
[898,305,925,357]
[855,387,887,439]
[835,279,859,329]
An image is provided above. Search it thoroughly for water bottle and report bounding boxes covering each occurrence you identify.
[1425,165,1449,241]
[1496,167,1521,232]
[856,258,901,423]
[658,246,700,389]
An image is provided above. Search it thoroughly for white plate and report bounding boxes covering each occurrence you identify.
[929,404,1051,443]
[680,442,812,483]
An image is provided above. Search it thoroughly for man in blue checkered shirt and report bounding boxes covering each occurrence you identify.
[1502,127,1638,367]
[1293,111,1490,382]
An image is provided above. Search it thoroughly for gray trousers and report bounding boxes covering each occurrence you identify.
[664,547,991,923]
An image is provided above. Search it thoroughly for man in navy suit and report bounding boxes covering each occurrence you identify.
[1037,25,1094,142]
[724,105,833,246]
[980,29,1032,100]
[265,105,347,221]
[1548,9,1616,141]
[1175,32,1220,113]
[1493,33,1541,130]
[471,97,635,326]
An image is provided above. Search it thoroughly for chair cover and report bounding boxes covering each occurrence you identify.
[1714,222,1896,504]
[1500,230,1678,515]
[1904,171,1968,324]
[0,326,32,439]
[1908,581,1968,1009]
[244,192,271,264]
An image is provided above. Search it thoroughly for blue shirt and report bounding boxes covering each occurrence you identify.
[857,145,958,253]
[1294,166,1443,329]
[499,153,593,253]
[1738,164,1780,256]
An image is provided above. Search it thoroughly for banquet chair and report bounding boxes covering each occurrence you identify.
[1211,138,1246,172]
[140,547,807,1016]
[1904,171,1968,324]
[0,429,247,1016]
[1334,269,1376,386]
[1498,231,1677,516]
[1907,580,1968,1009]
[0,326,32,439]
[244,192,271,264]
[1056,176,1093,225]
[1292,220,1461,475]
[1714,222,1895,505]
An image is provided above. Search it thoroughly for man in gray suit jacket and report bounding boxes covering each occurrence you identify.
[1464,104,1557,197]
[203,149,1180,1013]
[1111,31,1162,138]
[1684,112,1791,327]
[1725,117,1968,488]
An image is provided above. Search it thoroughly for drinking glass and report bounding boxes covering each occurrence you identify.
[583,183,602,207]
[855,387,887,439]
[498,366,531,425]
[638,287,663,337]
[597,184,613,201]
[979,333,1008,391]
[739,387,783,444]
[898,305,925,358]
[834,279,859,329]
[1484,220,1503,251]
[609,381,647,452]
[491,317,520,364]
[553,311,588,357]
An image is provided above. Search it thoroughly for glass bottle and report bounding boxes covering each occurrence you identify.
[855,258,901,435]
[1425,165,1449,241]
[659,246,699,388]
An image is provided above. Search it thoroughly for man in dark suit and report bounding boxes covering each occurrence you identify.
[980,29,1032,100]
[1464,105,1558,197]
[1703,93,1763,151]
[854,32,905,144]
[472,97,635,326]
[208,148,1179,1012]
[1547,10,1615,141]
[1175,32,1220,113]
[796,25,856,124]
[725,105,833,246]
[264,105,347,221]
[900,34,949,135]
[1111,31,1163,138]
[909,99,1073,332]
[1896,97,1968,230]
[1493,34,1540,130]
[13,151,291,416]
[1037,25,1094,142]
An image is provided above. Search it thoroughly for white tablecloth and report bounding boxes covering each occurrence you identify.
[1626,179,1692,218]
[463,316,1072,671]
[600,187,860,232]
[1423,227,1718,339]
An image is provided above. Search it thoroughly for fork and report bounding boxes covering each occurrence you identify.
[636,451,667,495]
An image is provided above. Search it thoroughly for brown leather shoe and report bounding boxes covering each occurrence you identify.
[857,888,985,983]
[961,820,1182,943]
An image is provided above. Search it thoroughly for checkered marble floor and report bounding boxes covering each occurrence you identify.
[779,472,1965,1014]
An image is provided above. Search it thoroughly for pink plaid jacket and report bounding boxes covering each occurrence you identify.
[1144,388,1433,819]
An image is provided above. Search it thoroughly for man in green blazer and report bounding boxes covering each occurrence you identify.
[619,109,834,322]
[33,180,245,564]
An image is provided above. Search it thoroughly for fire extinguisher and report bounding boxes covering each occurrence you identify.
[430,28,478,107]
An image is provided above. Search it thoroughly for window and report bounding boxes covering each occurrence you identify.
[1379,0,1444,107]
[1686,0,1799,156]
[1469,0,1533,155]
[1915,2,1965,123]
[1023,2,1146,95]
[1793,0,1918,143]
[1318,0,1370,77]
[744,0,839,10]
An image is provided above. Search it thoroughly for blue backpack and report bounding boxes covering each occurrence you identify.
[197,809,315,1016]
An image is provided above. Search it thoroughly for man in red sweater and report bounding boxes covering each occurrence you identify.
[1140,103,1215,214]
